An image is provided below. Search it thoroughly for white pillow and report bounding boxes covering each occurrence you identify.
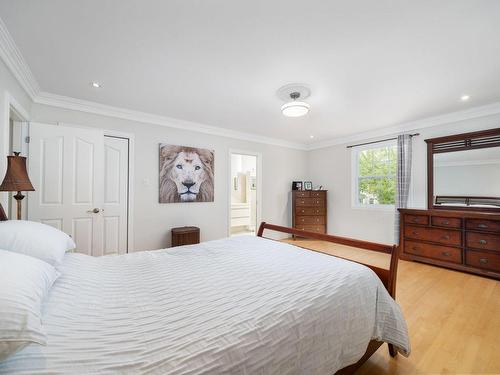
[0,249,59,360]
[0,220,76,266]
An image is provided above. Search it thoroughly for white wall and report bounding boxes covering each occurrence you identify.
[307,113,500,245]
[30,103,308,250]
[0,58,32,210]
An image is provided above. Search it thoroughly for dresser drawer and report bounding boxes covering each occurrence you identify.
[404,225,461,246]
[294,191,310,198]
[465,250,500,272]
[295,225,326,233]
[404,214,429,226]
[404,240,462,264]
[466,232,500,252]
[296,216,325,225]
[431,216,462,229]
[466,219,500,233]
[295,197,325,206]
[296,207,326,216]
[310,191,326,198]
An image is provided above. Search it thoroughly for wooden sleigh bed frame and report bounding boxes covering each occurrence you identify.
[0,205,399,374]
[257,222,400,375]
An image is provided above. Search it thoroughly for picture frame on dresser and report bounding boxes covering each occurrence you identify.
[399,127,500,280]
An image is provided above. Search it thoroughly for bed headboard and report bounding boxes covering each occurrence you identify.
[0,203,8,221]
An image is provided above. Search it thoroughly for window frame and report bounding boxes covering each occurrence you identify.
[351,139,398,211]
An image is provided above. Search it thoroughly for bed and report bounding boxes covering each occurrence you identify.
[0,209,410,374]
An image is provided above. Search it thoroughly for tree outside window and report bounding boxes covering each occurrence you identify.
[354,142,397,207]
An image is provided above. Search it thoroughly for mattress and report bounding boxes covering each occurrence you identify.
[0,236,410,374]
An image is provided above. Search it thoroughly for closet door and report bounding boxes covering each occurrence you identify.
[102,136,129,255]
[28,122,104,256]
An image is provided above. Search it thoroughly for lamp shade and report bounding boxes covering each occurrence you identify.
[0,153,35,192]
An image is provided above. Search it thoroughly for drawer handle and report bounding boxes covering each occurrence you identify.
[301,218,305,222]
[411,246,419,252]
[442,252,451,257]
[479,239,487,245]
[316,201,320,204]
[479,258,488,264]
[442,220,450,225]
[301,210,305,213]
[301,201,304,204]
[412,231,418,236]
[316,210,320,213]
[441,235,450,241]
[478,224,488,229]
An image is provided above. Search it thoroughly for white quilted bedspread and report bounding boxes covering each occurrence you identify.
[1,236,410,375]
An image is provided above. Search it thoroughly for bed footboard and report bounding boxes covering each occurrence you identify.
[257,222,399,299]
[257,222,400,374]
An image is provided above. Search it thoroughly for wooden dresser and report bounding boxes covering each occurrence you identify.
[399,208,500,279]
[292,190,327,234]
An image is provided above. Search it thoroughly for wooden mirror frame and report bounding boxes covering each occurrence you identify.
[426,127,500,212]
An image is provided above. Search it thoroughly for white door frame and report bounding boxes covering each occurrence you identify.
[56,123,135,252]
[1,91,30,212]
[227,149,262,237]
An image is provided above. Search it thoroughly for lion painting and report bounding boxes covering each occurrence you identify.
[159,144,214,203]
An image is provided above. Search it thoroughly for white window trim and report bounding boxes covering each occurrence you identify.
[351,139,397,211]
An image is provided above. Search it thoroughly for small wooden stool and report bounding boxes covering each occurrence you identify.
[171,226,200,247]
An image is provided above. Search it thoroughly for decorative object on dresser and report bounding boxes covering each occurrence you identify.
[171,226,200,247]
[303,181,313,190]
[0,152,35,220]
[399,127,500,280]
[399,209,500,279]
[292,181,302,190]
[292,190,327,234]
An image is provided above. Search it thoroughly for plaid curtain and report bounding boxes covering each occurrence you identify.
[394,134,413,244]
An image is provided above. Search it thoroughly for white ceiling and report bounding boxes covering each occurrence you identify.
[1,0,500,145]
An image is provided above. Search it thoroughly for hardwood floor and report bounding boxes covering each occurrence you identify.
[282,239,500,375]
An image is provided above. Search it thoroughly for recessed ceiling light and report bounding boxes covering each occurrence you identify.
[460,94,470,101]
[309,135,314,139]
[91,82,101,88]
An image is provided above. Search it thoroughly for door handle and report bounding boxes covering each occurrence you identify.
[87,208,103,214]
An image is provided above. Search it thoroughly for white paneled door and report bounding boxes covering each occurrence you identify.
[28,123,129,256]
[103,136,129,255]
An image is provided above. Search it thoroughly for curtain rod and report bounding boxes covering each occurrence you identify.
[346,133,420,149]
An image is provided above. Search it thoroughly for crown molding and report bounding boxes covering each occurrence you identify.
[307,101,500,150]
[0,17,40,100]
[34,92,308,150]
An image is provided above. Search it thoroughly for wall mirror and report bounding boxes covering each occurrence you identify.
[426,128,500,212]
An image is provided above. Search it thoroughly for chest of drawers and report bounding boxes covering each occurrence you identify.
[399,209,500,279]
[292,190,327,234]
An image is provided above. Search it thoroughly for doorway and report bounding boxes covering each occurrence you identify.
[229,151,261,236]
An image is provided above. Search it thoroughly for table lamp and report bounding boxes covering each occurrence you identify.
[0,152,35,220]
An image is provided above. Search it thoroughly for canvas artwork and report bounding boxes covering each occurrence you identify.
[159,144,214,203]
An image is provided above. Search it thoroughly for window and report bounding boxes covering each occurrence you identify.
[352,141,397,208]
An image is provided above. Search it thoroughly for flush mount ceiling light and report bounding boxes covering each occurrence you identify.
[91,81,101,88]
[460,94,470,101]
[281,92,310,117]
[277,84,311,118]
